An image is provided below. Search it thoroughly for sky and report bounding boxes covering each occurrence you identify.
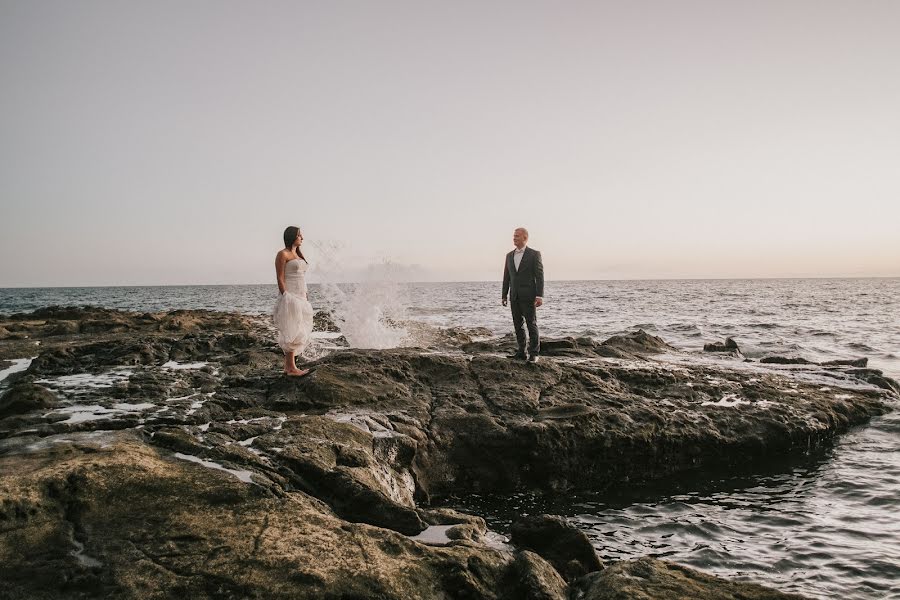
[1,1,899,286]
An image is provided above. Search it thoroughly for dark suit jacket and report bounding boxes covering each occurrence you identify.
[502,247,544,302]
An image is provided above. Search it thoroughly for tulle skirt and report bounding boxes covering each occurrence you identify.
[273,292,314,354]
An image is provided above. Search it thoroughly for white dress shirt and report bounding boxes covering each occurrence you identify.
[513,246,526,270]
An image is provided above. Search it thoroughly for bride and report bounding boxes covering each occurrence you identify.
[273,226,315,376]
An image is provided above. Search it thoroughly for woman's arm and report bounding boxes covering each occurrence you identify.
[275,253,287,295]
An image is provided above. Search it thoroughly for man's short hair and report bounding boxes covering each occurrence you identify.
[515,227,529,238]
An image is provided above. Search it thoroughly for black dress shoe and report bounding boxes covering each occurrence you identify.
[527,354,539,364]
[507,351,527,360]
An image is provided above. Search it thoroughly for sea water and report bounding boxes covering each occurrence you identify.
[1,278,898,598]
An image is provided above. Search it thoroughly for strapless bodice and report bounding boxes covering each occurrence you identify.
[284,259,308,298]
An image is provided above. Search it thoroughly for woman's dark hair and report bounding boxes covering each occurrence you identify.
[282,226,306,262]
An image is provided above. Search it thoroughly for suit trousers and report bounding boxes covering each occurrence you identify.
[510,299,539,355]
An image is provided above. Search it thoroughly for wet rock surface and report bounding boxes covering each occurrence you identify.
[1,307,896,599]
[0,383,58,418]
[511,515,604,582]
[571,557,806,599]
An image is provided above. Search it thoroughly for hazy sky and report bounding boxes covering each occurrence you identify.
[1,1,899,286]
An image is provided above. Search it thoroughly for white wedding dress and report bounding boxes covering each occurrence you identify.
[273,258,314,354]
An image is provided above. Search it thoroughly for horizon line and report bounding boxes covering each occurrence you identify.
[1,274,899,290]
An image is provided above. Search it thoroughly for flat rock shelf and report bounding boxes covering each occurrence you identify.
[1,307,895,599]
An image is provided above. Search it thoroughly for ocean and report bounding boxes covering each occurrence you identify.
[1,278,898,598]
[1,278,897,379]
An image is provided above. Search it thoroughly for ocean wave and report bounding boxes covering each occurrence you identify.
[408,306,453,315]
[666,323,701,332]
[848,342,876,352]
[809,329,836,337]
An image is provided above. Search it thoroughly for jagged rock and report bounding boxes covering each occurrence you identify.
[704,337,740,353]
[540,338,594,357]
[0,384,57,418]
[264,416,426,534]
[601,330,673,355]
[847,368,900,394]
[571,556,806,599]
[510,551,569,600]
[510,514,603,581]
[761,357,876,372]
[313,310,340,332]
[821,358,867,368]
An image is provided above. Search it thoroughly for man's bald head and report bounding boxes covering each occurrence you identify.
[513,228,528,249]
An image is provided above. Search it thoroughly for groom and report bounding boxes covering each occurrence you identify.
[502,227,544,363]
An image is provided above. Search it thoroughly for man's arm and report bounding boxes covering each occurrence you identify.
[502,256,510,306]
[534,251,544,306]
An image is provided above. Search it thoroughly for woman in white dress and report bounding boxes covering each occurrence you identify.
[273,226,315,376]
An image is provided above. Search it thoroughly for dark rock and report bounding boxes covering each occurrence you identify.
[821,358,868,368]
[592,345,640,359]
[760,356,813,365]
[601,330,674,355]
[510,514,603,581]
[420,508,488,542]
[421,507,485,527]
[444,522,484,542]
[704,337,740,353]
[761,356,870,370]
[847,368,900,394]
[79,319,131,334]
[149,427,209,455]
[540,337,589,357]
[462,333,519,355]
[269,416,426,535]
[571,556,806,599]
[46,321,80,335]
[509,551,568,600]
[0,384,57,418]
[313,310,340,332]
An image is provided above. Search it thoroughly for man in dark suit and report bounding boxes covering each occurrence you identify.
[502,227,544,363]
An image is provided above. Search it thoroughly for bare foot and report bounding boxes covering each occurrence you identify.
[286,368,311,377]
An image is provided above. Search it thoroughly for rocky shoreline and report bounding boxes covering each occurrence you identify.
[1,306,896,599]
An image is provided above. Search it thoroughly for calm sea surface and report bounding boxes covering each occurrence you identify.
[1,278,898,598]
